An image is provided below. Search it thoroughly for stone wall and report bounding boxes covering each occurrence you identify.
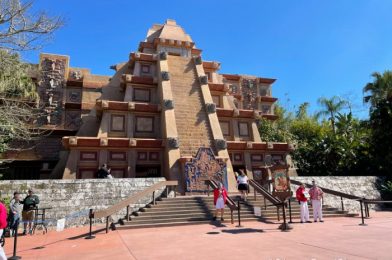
[0,178,167,228]
[290,176,382,213]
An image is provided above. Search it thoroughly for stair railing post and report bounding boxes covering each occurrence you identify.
[359,199,367,226]
[85,209,95,239]
[126,205,130,221]
[340,196,344,212]
[264,197,267,210]
[254,187,256,201]
[277,206,280,222]
[231,210,234,224]
[288,198,293,223]
[365,202,370,218]
[106,216,110,233]
[236,200,242,227]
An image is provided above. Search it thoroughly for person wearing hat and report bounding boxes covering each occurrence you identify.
[309,180,324,222]
[21,189,40,235]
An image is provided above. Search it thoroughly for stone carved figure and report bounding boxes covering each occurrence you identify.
[70,70,83,80]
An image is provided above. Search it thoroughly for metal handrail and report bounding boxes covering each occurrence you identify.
[90,180,178,233]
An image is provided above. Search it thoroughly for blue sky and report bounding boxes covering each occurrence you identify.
[25,0,392,118]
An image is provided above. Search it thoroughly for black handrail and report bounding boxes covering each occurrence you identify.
[249,180,282,205]
[249,180,290,231]
[289,179,362,200]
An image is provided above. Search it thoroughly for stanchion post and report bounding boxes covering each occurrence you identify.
[8,219,21,260]
[85,209,95,239]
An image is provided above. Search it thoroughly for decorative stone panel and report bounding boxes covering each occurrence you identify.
[199,75,208,85]
[205,103,216,113]
[215,139,227,150]
[163,99,174,110]
[167,137,179,149]
[161,71,170,81]
[194,56,202,65]
[159,52,167,60]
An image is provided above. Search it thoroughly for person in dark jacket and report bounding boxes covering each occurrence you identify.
[21,189,40,235]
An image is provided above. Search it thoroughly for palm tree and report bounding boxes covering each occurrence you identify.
[316,96,347,133]
[363,71,392,109]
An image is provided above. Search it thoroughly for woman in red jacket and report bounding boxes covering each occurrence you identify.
[296,183,311,223]
[0,200,8,259]
[213,182,228,222]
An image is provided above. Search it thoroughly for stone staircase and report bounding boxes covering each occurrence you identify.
[167,55,214,157]
[116,194,357,229]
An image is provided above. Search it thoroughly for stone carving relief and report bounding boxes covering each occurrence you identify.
[241,78,258,110]
[69,70,83,81]
[65,110,82,129]
[185,147,227,192]
[39,58,67,125]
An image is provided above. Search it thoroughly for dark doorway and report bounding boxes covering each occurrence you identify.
[233,165,246,175]
[135,165,161,178]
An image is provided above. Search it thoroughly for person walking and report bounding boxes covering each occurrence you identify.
[9,191,23,236]
[237,170,249,201]
[213,182,228,222]
[309,180,324,222]
[296,183,311,223]
[0,200,8,260]
[21,189,40,235]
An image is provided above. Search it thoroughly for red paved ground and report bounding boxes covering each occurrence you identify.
[3,212,392,260]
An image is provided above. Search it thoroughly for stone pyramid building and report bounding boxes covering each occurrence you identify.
[60,19,294,192]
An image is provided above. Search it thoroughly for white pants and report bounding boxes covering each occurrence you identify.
[0,229,7,260]
[312,200,323,221]
[300,201,310,222]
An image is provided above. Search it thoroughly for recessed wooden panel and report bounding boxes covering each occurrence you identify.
[251,154,263,162]
[110,114,125,132]
[238,122,249,137]
[234,153,243,162]
[78,168,96,179]
[110,168,126,178]
[135,116,154,133]
[110,151,126,161]
[133,88,151,102]
[141,64,151,74]
[212,95,221,107]
[220,121,230,136]
[137,152,148,161]
[80,151,97,161]
[149,152,159,161]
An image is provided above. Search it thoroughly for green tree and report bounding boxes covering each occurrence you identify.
[363,71,392,175]
[316,96,347,133]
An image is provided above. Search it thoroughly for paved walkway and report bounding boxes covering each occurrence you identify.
[3,212,392,260]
